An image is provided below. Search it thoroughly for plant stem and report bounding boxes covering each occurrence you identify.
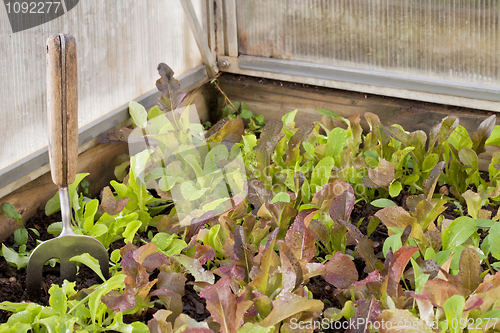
[413,184,424,192]
[486,257,495,275]
[402,277,410,291]
[211,77,239,114]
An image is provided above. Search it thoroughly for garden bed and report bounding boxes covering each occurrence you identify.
[2,66,500,332]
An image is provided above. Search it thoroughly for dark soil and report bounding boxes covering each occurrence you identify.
[307,276,346,333]
[182,282,211,321]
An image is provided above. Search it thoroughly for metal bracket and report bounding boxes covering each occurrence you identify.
[180,0,218,78]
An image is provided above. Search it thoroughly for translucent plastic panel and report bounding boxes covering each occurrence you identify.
[0,0,204,171]
[237,0,500,86]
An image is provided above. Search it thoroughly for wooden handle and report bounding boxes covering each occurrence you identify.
[46,34,78,186]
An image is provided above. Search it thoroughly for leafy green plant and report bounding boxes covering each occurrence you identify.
[381,248,500,333]
[221,101,266,133]
[102,242,187,321]
[1,203,29,246]
[0,202,40,269]
[0,278,150,332]
[100,64,249,231]
[210,73,266,134]
[439,116,496,202]
[45,174,147,248]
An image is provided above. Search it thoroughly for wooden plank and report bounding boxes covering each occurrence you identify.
[218,73,500,170]
[215,0,226,55]
[207,0,216,60]
[224,0,238,57]
[180,0,217,78]
[181,84,213,123]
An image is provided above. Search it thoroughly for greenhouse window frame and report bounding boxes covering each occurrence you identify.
[215,0,500,112]
[217,54,500,113]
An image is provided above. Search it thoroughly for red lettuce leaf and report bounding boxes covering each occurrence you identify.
[313,180,353,212]
[142,252,170,272]
[456,247,482,296]
[329,190,355,225]
[277,241,301,294]
[471,114,496,154]
[377,309,434,333]
[246,179,273,214]
[366,159,394,188]
[156,63,187,112]
[389,246,419,282]
[150,289,183,322]
[347,299,382,333]
[233,226,253,282]
[194,244,216,266]
[322,251,358,289]
[258,119,284,156]
[285,214,316,262]
[100,186,130,215]
[259,291,324,327]
[428,116,459,151]
[157,272,186,297]
[423,161,445,200]
[102,276,136,312]
[200,276,252,333]
[422,278,462,308]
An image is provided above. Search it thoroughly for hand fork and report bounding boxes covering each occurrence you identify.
[26,34,109,300]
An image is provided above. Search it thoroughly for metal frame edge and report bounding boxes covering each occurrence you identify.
[218,55,500,112]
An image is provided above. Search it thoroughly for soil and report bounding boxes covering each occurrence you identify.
[182,281,211,321]
[307,276,346,333]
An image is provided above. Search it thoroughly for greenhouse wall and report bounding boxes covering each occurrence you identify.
[0,0,206,179]
[218,0,500,111]
[238,0,500,86]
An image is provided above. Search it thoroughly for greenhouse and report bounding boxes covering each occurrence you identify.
[1,1,500,332]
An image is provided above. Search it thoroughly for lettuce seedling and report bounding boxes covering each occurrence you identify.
[375,190,449,252]
[326,246,419,329]
[440,116,496,202]
[0,202,37,269]
[200,276,252,333]
[103,242,184,321]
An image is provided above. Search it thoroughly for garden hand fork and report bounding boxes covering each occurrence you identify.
[27,34,109,300]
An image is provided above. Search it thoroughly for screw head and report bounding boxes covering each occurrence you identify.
[219,59,229,68]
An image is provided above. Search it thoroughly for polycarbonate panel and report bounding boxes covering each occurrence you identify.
[237,0,500,86]
[0,0,204,171]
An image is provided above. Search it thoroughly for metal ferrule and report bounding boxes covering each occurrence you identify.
[58,186,75,236]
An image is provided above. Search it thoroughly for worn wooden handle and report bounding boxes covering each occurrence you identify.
[46,34,78,186]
